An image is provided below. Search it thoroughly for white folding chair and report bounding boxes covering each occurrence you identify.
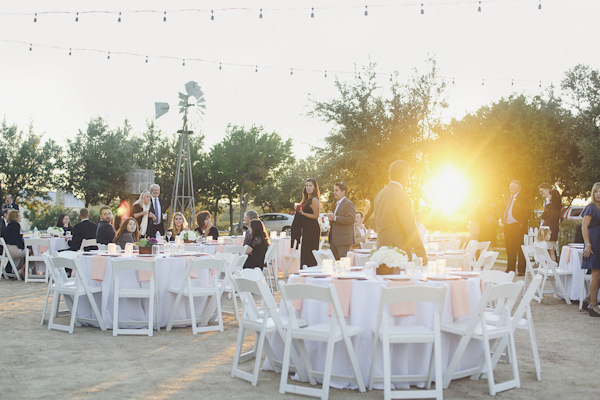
[471,241,491,268]
[24,238,51,283]
[533,246,572,305]
[226,245,248,254]
[80,238,98,251]
[368,285,447,400]
[283,238,301,277]
[464,240,479,264]
[208,253,248,324]
[111,258,159,336]
[0,237,21,280]
[442,281,524,395]
[231,272,307,386]
[360,241,377,250]
[263,244,278,292]
[166,258,225,334]
[312,249,335,266]
[278,282,366,399]
[40,253,76,325]
[473,251,499,272]
[46,255,106,333]
[521,244,539,294]
[318,236,326,251]
[484,275,543,382]
[480,270,515,286]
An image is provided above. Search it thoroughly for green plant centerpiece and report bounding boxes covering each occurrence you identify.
[369,246,408,275]
[138,238,158,254]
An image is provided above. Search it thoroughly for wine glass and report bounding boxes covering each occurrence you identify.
[166,231,172,242]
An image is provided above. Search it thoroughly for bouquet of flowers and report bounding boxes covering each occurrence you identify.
[369,246,408,269]
[139,238,158,248]
[47,227,63,237]
[181,230,198,242]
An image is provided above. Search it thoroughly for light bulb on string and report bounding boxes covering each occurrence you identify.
[29,43,32,51]
[539,0,542,10]
[365,5,368,16]
[290,68,293,76]
[211,10,214,21]
[255,65,258,72]
[219,62,222,70]
[482,79,485,86]
[163,11,166,22]
[511,79,514,86]
[259,8,263,19]
[421,3,424,15]
[539,81,542,88]
[452,77,455,85]
[182,59,185,67]
[118,12,121,22]
[107,52,110,60]
[311,7,315,18]
[390,74,393,82]
[358,72,362,80]
[146,56,148,64]
[325,71,327,78]
[34,13,37,22]
[69,48,71,56]
[478,1,481,12]
[76,12,79,22]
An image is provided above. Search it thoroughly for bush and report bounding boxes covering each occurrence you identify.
[24,204,71,230]
[558,219,581,250]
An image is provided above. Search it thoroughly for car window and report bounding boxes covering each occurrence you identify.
[571,208,583,217]
[276,215,286,220]
[260,215,271,222]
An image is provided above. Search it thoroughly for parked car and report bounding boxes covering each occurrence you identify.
[259,213,295,235]
[563,206,584,221]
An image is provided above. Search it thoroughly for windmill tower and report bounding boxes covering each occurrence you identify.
[155,81,206,229]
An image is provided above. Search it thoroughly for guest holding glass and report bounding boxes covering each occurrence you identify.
[196,211,219,240]
[113,217,140,249]
[132,191,155,238]
[243,219,270,269]
[290,178,321,267]
[1,210,30,279]
[56,213,73,234]
[581,182,600,317]
[166,212,188,241]
[354,210,368,244]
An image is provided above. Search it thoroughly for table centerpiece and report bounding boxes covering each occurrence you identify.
[369,246,408,275]
[47,226,63,237]
[181,230,198,243]
[138,238,158,254]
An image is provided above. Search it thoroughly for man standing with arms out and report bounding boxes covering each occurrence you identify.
[243,210,259,245]
[147,184,167,238]
[96,206,116,245]
[327,182,355,260]
[374,160,427,263]
[503,180,531,275]
[67,208,97,251]
[4,194,19,211]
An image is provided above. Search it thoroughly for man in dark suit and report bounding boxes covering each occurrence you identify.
[147,184,167,238]
[327,182,355,260]
[503,180,531,275]
[67,208,98,251]
[373,160,427,263]
[4,194,19,211]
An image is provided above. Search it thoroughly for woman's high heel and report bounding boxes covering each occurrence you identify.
[588,304,600,318]
[582,297,590,310]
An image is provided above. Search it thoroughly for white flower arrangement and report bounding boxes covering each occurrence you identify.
[369,246,408,268]
[47,227,63,237]
[182,230,198,241]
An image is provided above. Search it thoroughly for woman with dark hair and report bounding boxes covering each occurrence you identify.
[113,217,140,248]
[291,178,321,267]
[56,213,73,234]
[582,182,600,317]
[243,219,270,269]
[196,210,219,239]
[540,188,562,262]
[2,210,29,278]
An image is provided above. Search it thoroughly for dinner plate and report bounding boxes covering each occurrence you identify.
[428,275,461,281]
[449,271,480,277]
[445,250,466,255]
[382,275,412,280]
[353,249,372,254]
[136,254,156,258]
[299,272,331,278]
[336,272,367,280]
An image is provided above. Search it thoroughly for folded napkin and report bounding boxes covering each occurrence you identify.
[234,238,244,246]
[451,279,471,318]
[38,245,49,253]
[215,244,225,254]
[290,276,306,311]
[387,280,416,316]
[186,257,199,279]
[562,247,571,263]
[91,256,107,281]
[137,268,154,282]
[328,279,353,318]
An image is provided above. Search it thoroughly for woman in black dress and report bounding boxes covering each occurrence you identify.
[243,219,270,269]
[195,210,219,240]
[540,189,562,262]
[294,178,321,267]
[2,210,28,278]
[582,182,600,317]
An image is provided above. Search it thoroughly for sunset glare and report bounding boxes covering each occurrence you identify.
[424,167,469,216]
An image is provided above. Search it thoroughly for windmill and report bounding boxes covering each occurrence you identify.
[155,81,206,229]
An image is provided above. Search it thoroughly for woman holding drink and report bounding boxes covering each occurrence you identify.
[293,178,321,267]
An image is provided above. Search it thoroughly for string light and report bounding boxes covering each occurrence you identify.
[163,11,166,22]
[539,81,542,88]
[29,43,32,51]
[182,59,185,67]
[365,5,368,16]
[290,68,293,75]
[421,3,424,15]
[219,62,222,70]
[325,71,327,78]
[146,55,148,63]
[452,77,455,85]
[390,74,392,82]
[358,72,362,80]
[118,12,121,22]
[539,0,542,10]
[311,7,315,18]
[478,1,482,12]
[482,78,485,86]
[211,10,214,21]
[255,65,258,72]
[259,8,263,19]
[76,12,79,22]
[69,48,71,56]
[107,52,110,59]
[511,79,514,86]
[34,13,37,22]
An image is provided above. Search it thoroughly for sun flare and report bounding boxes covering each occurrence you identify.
[424,167,469,216]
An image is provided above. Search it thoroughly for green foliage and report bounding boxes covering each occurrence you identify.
[24,204,70,230]
[558,219,581,250]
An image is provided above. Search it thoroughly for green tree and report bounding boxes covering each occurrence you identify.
[63,117,135,207]
[0,119,62,201]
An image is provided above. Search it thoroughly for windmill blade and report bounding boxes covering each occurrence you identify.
[178,92,188,101]
[154,102,170,119]
[185,81,202,99]
[178,100,188,107]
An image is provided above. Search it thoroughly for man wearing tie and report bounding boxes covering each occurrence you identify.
[327,182,355,260]
[147,184,167,238]
[503,180,531,275]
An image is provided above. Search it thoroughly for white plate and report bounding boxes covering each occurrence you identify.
[449,271,480,277]
[336,272,367,280]
[353,249,372,254]
[298,272,331,278]
[350,266,364,271]
[428,275,461,281]
[172,252,205,257]
[382,275,412,280]
[136,254,155,258]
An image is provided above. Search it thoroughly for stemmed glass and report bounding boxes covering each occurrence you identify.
[166,231,172,242]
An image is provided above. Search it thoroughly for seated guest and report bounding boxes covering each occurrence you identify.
[132,191,155,238]
[195,210,219,240]
[243,219,270,269]
[67,208,98,251]
[2,210,29,278]
[56,213,73,234]
[96,206,116,245]
[166,212,188,240]
[243,210,259,245]
[0,208,8,254]
[114,217,140,249]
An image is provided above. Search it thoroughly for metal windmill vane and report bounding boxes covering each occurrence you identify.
[155,81,206,229]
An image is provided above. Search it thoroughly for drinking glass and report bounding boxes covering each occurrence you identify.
[152,245,160,255]
[334,261,344,277]
[124,243,134,257]
[166,231,172,242]
[405,262,415,277]
[364,261,377,279]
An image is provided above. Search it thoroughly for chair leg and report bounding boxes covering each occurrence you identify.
[40,280,53,325]
[48,288,60,331]
[68,293,80,334]
[166,291,184,331]
[231,323,247,378]
[382,337,392,400]
[113,284,120,336]
[148,288,155,337]
[320,337,336,400]
[251,328,267,386]
[368,333,380,390]
[342,334,365,392]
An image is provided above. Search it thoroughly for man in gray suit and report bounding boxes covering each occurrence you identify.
[374,160,427,263]
[327,182,355,260]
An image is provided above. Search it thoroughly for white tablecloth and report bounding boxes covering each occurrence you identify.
[77,255,213,329]
[557,245,595,301]
[264,275,484,389]
[31,237,70,273]
[271,238,300,275]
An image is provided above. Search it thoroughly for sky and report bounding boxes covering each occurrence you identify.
[1,0,599,157]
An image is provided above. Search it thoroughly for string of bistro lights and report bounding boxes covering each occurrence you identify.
[1,0,548,87]
[1,0,544,21]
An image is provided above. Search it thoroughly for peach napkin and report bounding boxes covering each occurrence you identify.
[563,247,571,263]
[328,279,353,317]
[91,256,107,281]
[451,279,471,318]
[215,245,225,254]
[186,257,199,279]
[290,276,306,311]
[387,280,416,316]
[38,245,49,253]
[137,260,155,282]
[235,238,244,246]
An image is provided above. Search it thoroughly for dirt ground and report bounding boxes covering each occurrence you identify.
[1,270,599,400]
